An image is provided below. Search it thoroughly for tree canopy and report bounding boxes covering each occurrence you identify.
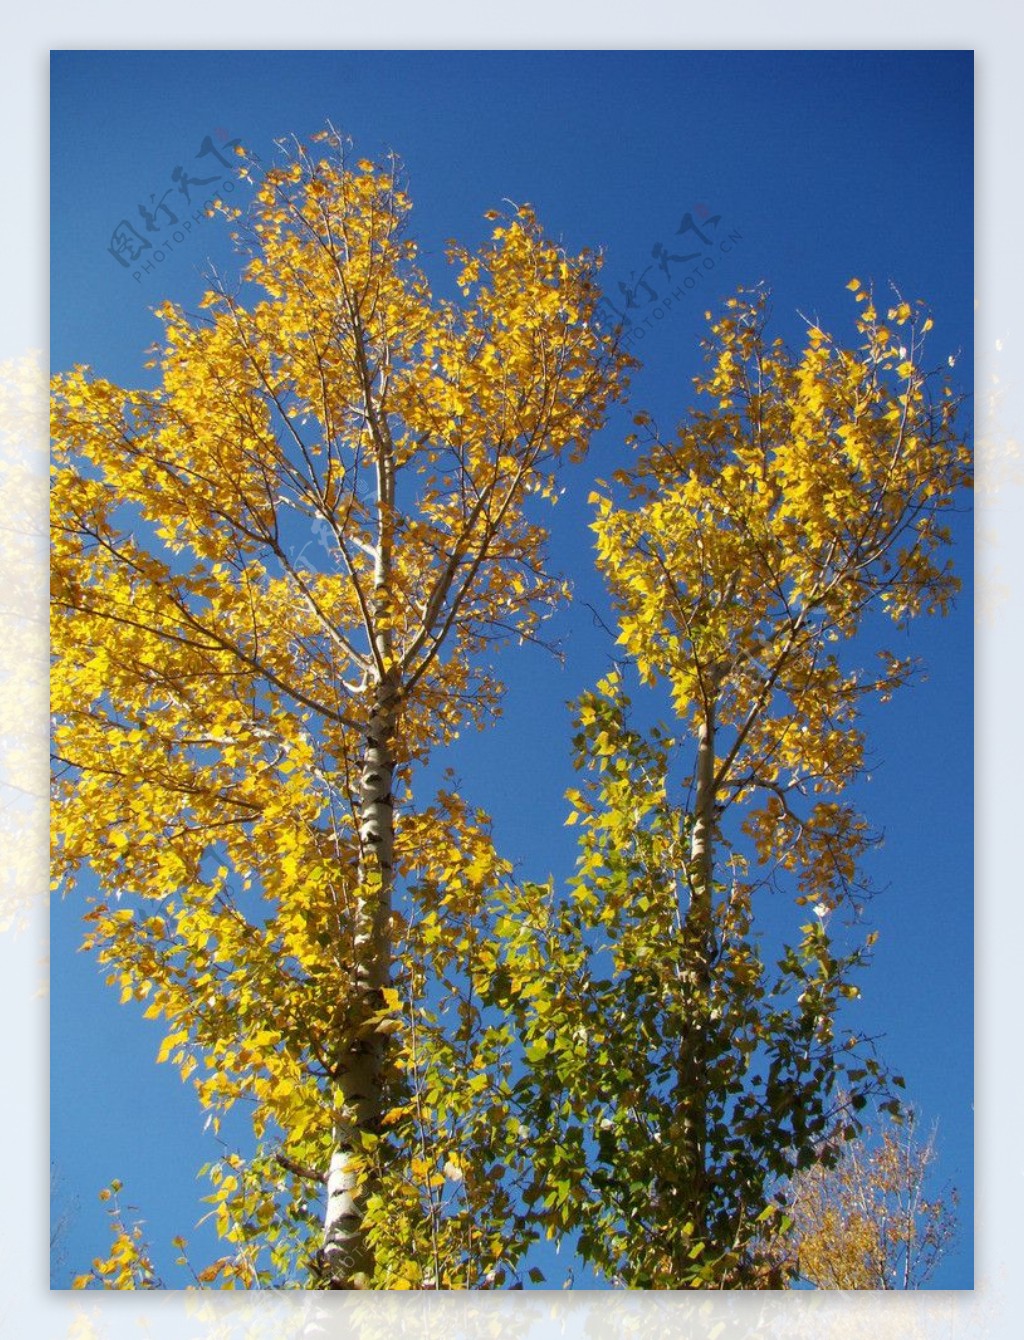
[51,130,629,1288]
[768,1106,959,1289]
[51,133,970,1291]
[491,285,970,1286]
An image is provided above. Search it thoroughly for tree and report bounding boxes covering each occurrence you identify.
[71,1180,162,1291]
[51,129,629,1288]
[770,1106,960,1289]
[495,285,970,1286]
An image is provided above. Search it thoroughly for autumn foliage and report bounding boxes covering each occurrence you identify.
[52,130,629,1288]
[770,1108,960,1289]
[489,286,970,1286]
[51,130,969,1290]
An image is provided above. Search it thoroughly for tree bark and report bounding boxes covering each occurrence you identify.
[320,379,399,1286]
[675,697,717,1246]
[321,674,398,1287]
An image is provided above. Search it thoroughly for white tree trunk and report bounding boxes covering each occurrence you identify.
[676,699,717,1238]
[321,677,397,1286]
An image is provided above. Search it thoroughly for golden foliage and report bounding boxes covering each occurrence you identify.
[52,128,629,1287]
[591,284,971,910]
[773,1108,960,1289]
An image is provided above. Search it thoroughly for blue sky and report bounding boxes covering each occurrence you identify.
[50,49,973,1290]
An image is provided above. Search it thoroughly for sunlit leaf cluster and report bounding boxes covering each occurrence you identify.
[591,284,970,913]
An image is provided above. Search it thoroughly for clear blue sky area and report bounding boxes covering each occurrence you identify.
[50,49,974,1290]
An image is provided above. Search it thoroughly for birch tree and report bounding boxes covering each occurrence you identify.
[770,1107,959,1289]
[51,130,629,1288]
[499,285,970,1286]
